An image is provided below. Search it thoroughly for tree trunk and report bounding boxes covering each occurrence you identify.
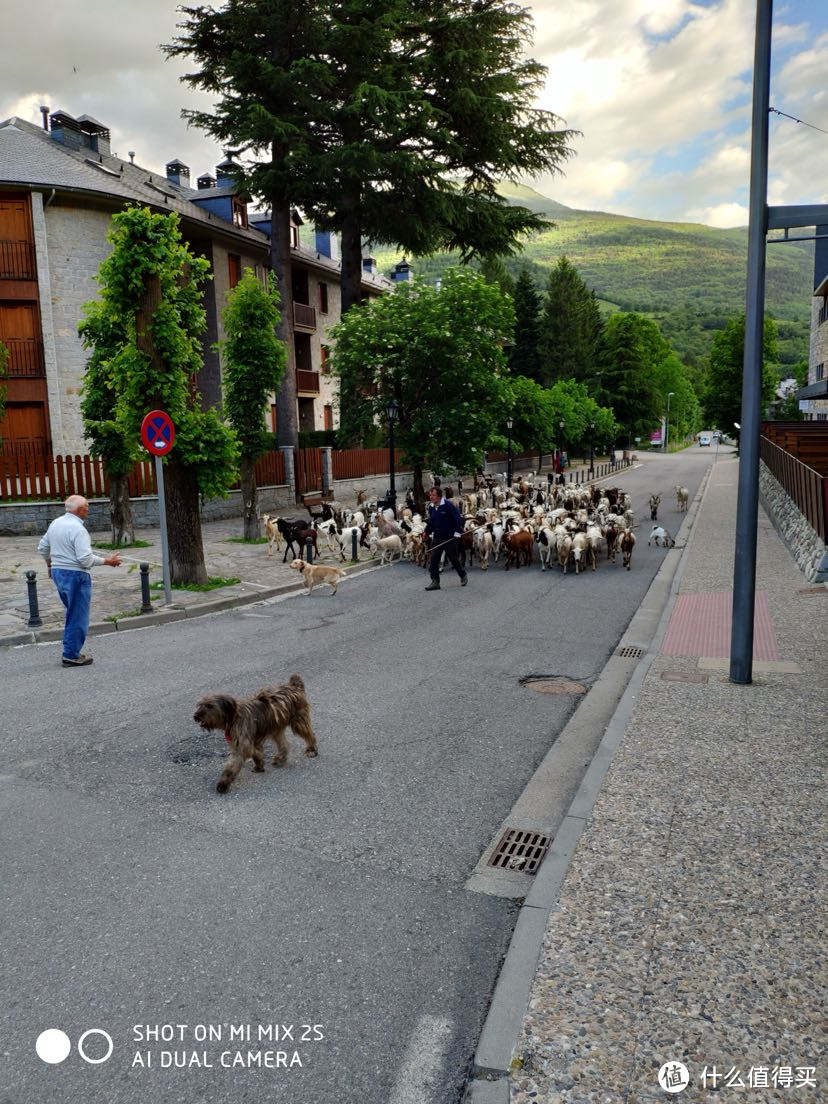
[109,472,135,545]
[271,201,299,449]
[340,198,363,316]
[164,457,208,586]
[241,455,258,542]
[411,463,426,513]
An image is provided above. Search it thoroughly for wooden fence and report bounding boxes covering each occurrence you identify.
[760,436,827,542]
[331,448,404,481]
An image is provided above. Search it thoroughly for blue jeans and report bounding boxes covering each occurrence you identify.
[51,569,92,660]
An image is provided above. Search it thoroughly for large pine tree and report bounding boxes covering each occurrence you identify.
[539,257,602,386]
[510,269,542,383]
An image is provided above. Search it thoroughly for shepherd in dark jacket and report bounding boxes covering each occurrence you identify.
[424,486,467,591]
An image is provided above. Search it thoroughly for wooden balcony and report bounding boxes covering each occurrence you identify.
[293,301,317,330]
[296,370,320,394]
[4,338,45,377]
[0,240,37,280]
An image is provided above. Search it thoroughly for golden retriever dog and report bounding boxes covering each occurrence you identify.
[289,558,345,596]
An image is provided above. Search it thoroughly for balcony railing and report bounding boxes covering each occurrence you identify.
[4,338,45,376]
[0,239,37,280]
[296,370,320,394]
[293,302,317,330]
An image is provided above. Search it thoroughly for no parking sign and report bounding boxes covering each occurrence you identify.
[140,410,175,456]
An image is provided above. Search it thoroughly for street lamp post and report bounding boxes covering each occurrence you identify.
[559,420,565,482]
[386,397,398,517]
[588,421,595,478]
[506,416,514,488]
[665,391,675,452]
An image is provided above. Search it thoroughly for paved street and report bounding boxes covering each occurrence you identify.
[2,449,713,1104]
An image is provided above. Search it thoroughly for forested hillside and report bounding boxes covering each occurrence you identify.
[373,184,813,368]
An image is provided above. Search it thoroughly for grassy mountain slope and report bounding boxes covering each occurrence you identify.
[374,185,813,367]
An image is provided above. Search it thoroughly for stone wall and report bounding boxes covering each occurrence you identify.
[759,462,828,582]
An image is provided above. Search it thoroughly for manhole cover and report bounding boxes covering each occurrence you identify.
[488,829,550,875]
[523,678,588,695]
[661,671,709,683]
[617,645,644,659]
[168,733,226,764]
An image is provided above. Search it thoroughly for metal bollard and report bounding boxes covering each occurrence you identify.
[351,529,358,562]
[25,570,42,627]
[139,562,152,613]
[305,535,314,564]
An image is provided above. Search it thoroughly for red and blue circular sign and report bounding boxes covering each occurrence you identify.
[140,410,176,456]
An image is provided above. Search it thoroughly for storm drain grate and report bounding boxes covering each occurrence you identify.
[488,829,551,875]
[616,645,644,659]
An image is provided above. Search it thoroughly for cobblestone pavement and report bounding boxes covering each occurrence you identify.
[494,455,827,1103]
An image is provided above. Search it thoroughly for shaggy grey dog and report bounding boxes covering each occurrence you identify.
[193,674,317,793]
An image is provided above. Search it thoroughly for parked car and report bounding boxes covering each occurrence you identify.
[699,433,711,446]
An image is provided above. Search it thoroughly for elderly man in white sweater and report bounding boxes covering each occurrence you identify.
[37,496,121,667]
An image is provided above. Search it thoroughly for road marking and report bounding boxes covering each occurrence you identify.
[388,1014,452,1104]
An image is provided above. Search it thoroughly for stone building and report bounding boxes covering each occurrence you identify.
[0,108,391,456]
[798,222,828,419]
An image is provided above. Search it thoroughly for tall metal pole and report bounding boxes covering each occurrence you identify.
[154,455,172,606]
[730,0,772,685]
[665,392,673,453]
[388,418,397,517]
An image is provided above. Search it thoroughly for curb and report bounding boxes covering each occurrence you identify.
[2,560,374,649]
[464,464,714,1100]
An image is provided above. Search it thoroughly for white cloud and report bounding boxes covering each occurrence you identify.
[691,201,749,227]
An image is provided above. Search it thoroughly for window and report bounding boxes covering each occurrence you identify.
[320,345,330,374]
[232,198,248,229]
[228,253,241,288]
[318,281,329,313]
[290,223,300,249]
[817,363,825,382]
[324,404,334,430]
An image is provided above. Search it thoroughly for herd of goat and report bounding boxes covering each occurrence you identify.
[260,476,691,576]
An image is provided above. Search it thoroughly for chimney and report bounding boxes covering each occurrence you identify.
[128,151,135,164]
[49,110,82,150]
[40,105,50,131]
[215,152,237,186]
[165,159,190,187]
[362,256,377,275]
[197,173,216,191]
[392,257,413,283]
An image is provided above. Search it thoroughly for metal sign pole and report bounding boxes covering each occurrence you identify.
[730,0,772,686]
[154,455,172,606]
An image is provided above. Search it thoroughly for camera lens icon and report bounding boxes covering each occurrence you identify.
[36,1028,114,1065]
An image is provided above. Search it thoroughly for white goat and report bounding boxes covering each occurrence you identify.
[370,534,403,565]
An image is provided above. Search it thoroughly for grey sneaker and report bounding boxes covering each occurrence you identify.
[460,574,468,586]
[62,654,93,667]
[424,580,440,591]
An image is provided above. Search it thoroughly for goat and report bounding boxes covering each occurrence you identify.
[536,525,555,571]
[604,522,619,563]
[675,485,689,512]
[276,517,318,563]
[370,534,403,565]
[473,527,494,570]
[571,531,589,574]
[260,513,283,558]
[648,525,674,548]
[335,525,362,561]
[620,528,636,570]
[503,529,533,570]
[649,494,661,521]
[556,533,573,573]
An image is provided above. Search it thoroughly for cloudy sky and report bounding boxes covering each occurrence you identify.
[2,0,826,228]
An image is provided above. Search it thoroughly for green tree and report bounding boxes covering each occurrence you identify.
[167,0,576,321]
[0,340,8,444]
[539,257,602,385]
[501,375,614,470]
[332,268,513,500]
[652,354,703,448]
[703,314,778,440]
[597,312,665,446]
[78,305,138,544]
[80,207,239,585]
[509,269,542,383]
[219,270,286,540]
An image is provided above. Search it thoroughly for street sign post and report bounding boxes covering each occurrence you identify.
[140,411,175,606]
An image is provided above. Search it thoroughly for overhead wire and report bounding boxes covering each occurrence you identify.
[769,106,828,136]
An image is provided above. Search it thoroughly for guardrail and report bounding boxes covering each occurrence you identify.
[760,437,827,541]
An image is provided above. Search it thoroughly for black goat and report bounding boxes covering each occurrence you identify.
[277,517,318,563]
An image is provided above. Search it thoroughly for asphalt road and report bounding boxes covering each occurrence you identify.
[1,448,716,1104]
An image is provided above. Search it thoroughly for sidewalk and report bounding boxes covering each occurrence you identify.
[0,515,361,648]
[470,455,827,1102]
